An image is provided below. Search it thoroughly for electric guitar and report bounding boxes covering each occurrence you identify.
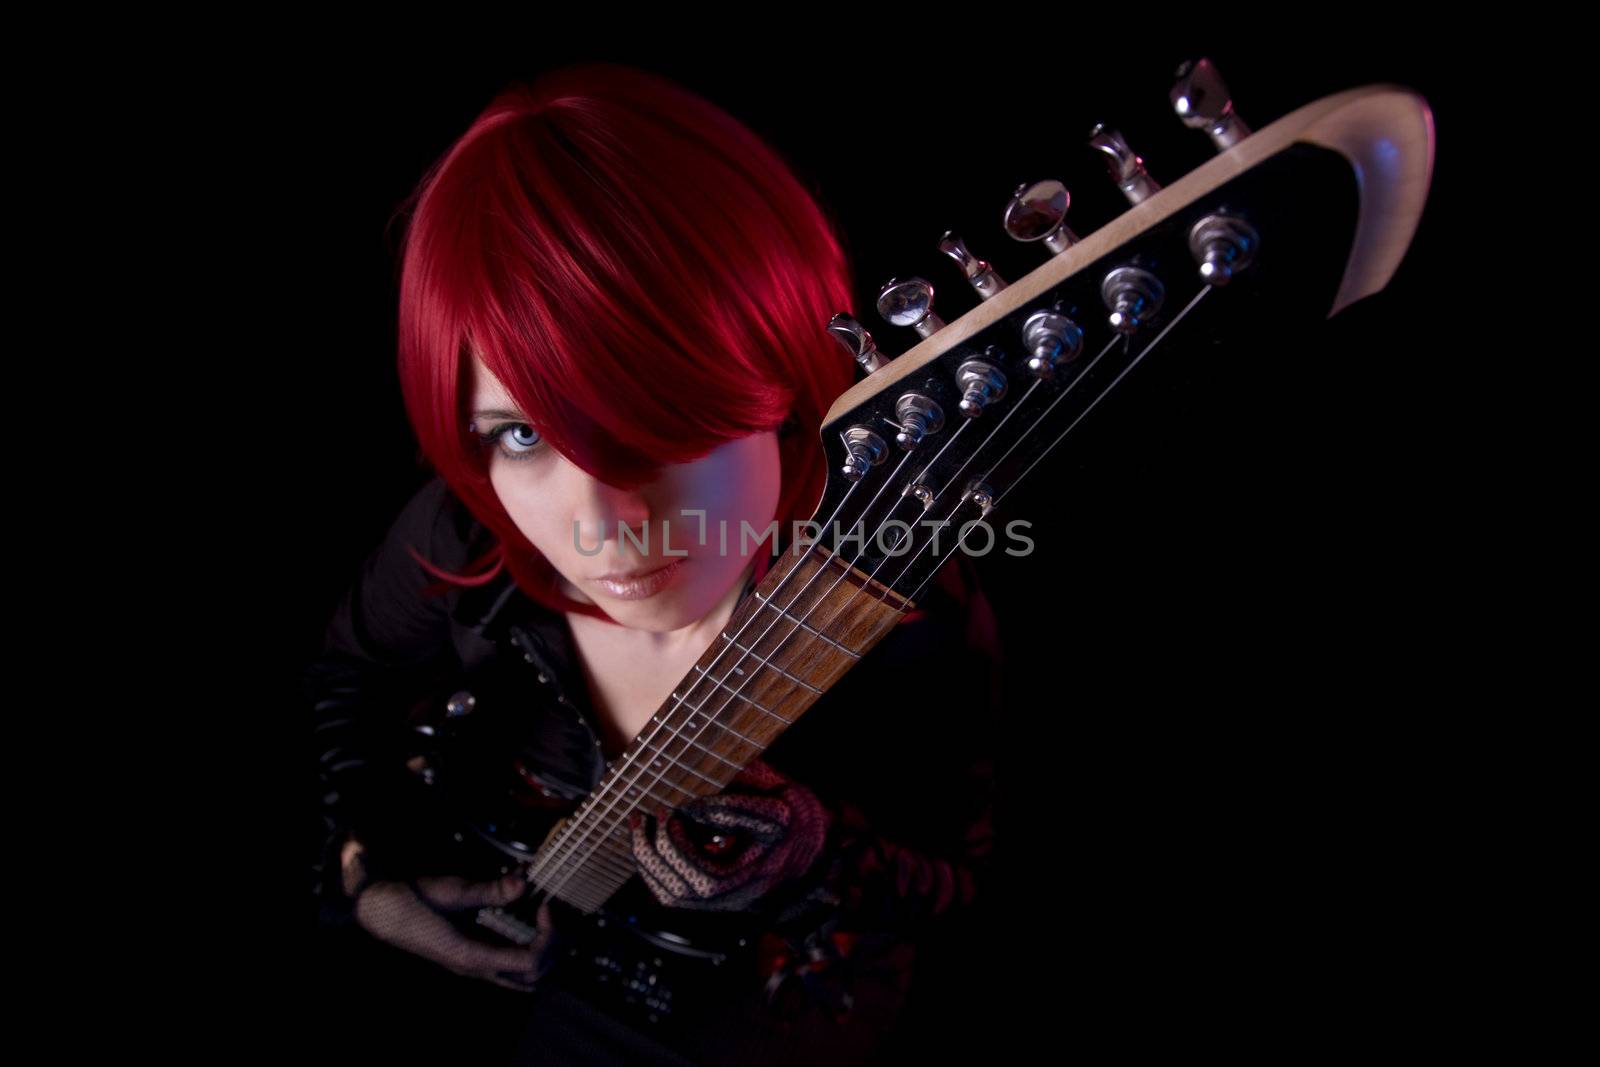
[384,60,1436,1037]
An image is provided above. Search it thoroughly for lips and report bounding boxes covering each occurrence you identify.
[589,558,688,601]
[593,560,678,581]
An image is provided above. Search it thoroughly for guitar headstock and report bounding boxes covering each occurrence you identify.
[804,61,1435,609]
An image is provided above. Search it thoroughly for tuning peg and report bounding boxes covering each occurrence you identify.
[840,427,888,481]
[955,358,1007,417]
[937,232,1008,300]
[1100,266,1165,335]
[1188,214,1260,286]
[876,277,945,339]
[826,312,893,375]
[1170,58,1251,152]
[892,393,944,449]
[1003,179,1079,255]
[1021,308,1084,378]
[1087,124,1162,206]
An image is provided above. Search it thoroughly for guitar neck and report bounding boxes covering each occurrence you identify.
[525,538,912,911]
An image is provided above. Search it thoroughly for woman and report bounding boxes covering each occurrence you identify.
[307,62,1003,1065]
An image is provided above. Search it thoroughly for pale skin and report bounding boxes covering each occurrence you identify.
[467,354,783,757]
[339,359,783,991]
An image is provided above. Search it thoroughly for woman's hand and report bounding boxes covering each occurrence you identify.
[628,759,830,911]
[340,838,556,993]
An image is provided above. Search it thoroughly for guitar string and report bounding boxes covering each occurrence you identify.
[529,416,996,900]
[638,288,1214,900]
[534,290,1207,906]
[530,444,940,904]
[533,284,1212,906]
[770,333,1128,669]
[525,480,871,898]
[628,340,1107,804]
[893,286,1214,609]
[530,418,990,899]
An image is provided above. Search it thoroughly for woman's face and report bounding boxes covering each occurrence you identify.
[469,357,781,632]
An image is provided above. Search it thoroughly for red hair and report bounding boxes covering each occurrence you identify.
[391,64,855,621]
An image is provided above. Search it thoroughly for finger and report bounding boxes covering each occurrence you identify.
[410,873,471,910]
[526,900,557,957]
[733,758,785,789]
[357,886,487,974]
[693,804,784,839]
[458,939,548,976]
[414,872,529,910]
[460,872,530,908]
[487,971,540,994]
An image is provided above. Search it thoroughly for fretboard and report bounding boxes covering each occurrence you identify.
[525,540,912,911]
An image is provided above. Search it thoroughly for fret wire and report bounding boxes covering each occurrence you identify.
[567,672,788,832]
[631,749,722,789]
[566,450,919,848]
[625,777,707,808]
[529,482,870,897]
[618,714,754,793]
[539,633,793,885]
[534,475,904,898]
[752,590,862,658]
[539,449,933,898]
[568,774,694,828]
[638,708,750,769]
[537,522,892,895]
[670,688,763,745]
[540,543,876,902]
[716,633,823,693]
[681,663,794,723]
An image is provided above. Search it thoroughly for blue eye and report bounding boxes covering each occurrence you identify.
[474,422,544,461]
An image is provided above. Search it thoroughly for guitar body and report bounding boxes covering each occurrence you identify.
[392,650,782,1034]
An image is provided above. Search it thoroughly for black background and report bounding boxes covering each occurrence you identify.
[239,31,1473,1058]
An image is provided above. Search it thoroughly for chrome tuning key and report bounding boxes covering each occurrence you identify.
[938,232,1008,300]
[1087,125,1162,206]
[1100,266,1165,334]
[827,312,892,375]
[892,393,944,449]
[876,277,945,339]
[1021,308,1085,378]
[840,427,888,481]
[1170,58,1251,152]
[1188,214,1260,286]
[1003,179,1079,255]
[955,357,1007,417]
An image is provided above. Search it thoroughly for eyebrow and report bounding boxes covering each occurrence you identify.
[469,408,528,422]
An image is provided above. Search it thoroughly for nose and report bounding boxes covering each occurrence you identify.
[570,467,653,552]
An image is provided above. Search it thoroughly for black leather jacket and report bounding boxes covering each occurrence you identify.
[305,474,1004,1050]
